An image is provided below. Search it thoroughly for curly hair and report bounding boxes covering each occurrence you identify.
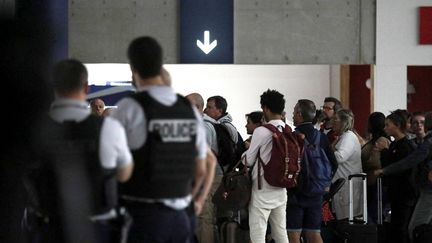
[260,89,285,114]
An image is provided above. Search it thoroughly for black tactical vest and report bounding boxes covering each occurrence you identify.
[36,115,117,216]
[120,92,197,199]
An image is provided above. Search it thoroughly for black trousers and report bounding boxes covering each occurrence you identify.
[388,200,415,243]
[125,202,191,243]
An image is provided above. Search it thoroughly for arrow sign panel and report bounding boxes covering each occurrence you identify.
[180,0,233,63]
[197,31,217,54]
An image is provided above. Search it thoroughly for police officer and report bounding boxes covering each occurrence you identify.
[111,36,207,243]
[28,59,133,243]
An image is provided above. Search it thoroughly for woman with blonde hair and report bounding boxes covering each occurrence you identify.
[330,109,363,220]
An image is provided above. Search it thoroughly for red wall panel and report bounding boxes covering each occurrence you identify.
[407,66,432,112]
[349,65,371,138]
[420,7,432,44]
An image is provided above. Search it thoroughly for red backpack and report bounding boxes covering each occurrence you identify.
[258,124,303,189]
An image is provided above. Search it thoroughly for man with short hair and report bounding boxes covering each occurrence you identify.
[204,96,240,146]
[29,59,133,243]
[321,97,343,143]
[204,95,245,171]
[244,89,289,243]
[411,111,426,145]
[287,99,337,243]
[90,98,106,116]
[111,36,207,243]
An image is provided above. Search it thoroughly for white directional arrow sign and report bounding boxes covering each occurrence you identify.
[196,30,217,54]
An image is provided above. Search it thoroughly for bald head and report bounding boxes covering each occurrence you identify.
[186,93,204,113]
[90,98,105,116]
[161,67,171,86]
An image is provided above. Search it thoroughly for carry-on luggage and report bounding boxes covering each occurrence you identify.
[217,209,250,243]
[219,220,250,243]
[334,173,379,243]
[376,176,387,243]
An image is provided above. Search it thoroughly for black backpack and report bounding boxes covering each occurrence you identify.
[212,123,246,171]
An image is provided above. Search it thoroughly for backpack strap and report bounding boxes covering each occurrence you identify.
[259,124,277,190]
[262,123,279,133]
[314,130,321,145]
[283,124,293,133]
[305,129,320,146]
[219,122,237,142]
[257,149,264,190]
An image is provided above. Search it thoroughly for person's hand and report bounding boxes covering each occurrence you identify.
[367,173,378,186]
[374,140,387,152]
[297,133,305,140]
[194,197,205,216]
[330,138,339,151]
[374,169,384,177]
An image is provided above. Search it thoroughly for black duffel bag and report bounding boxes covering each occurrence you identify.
[212,157,252,212]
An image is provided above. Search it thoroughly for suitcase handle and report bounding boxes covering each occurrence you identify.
[348,173,367,180]
[377,176,383,225]
[348,173,367,224]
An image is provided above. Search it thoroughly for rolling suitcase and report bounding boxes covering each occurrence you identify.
[335,173,378,243]
[218,209,250,243]
[219,220,250,243]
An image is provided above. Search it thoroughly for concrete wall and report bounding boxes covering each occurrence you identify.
[235,0,375,64]
[70,0,375,64]
[69,0,178,63]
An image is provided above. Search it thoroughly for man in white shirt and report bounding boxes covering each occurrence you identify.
[244,89,289,243]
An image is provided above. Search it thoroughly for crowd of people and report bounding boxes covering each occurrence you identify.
[19,35,432,243]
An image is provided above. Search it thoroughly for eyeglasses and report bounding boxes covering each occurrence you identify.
[321,106,334,111]
[412,120,425,125]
